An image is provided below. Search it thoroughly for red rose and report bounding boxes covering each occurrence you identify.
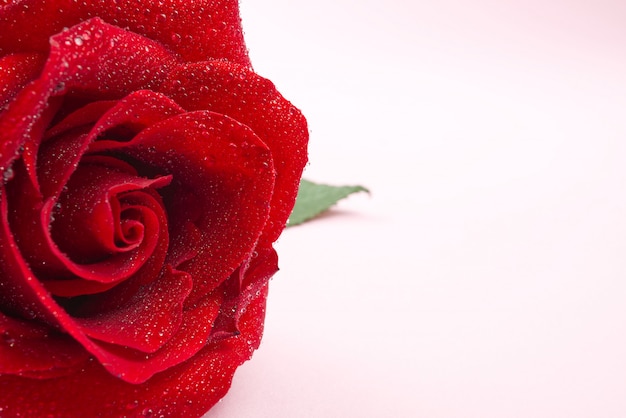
[0,1,307,416]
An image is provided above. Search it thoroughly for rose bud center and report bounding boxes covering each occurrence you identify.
[50,157,170,265]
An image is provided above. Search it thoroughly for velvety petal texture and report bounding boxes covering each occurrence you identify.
[0,2,307,417]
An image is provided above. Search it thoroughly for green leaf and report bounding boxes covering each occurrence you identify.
[287,179,369,226]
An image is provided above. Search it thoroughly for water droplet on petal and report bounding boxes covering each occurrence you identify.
[170,33,181,45]
[3,166,14,182]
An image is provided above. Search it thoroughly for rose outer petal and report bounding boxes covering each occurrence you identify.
[162,61,309,246]
[0,313,90,379]
[0,285,267,417]
[0,0,250,67]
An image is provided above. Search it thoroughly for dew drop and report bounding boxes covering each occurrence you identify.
[73,36,83,46]
[2,332,15,347]
[170,33,181,45]
[3,166,14,182]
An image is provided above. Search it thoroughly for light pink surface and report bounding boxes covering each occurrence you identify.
[208,1,626,417]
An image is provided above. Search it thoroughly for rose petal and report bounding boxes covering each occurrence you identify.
[0,313,89,379]
[39,90,185,200]
[74,266,192,353]
[45,18,179,97]
[162,61,309,245]
[36,100,119,199]
[166,206,203,269]
[0,18,179,183]
[211,246,278,340]
[0,285,267,416]
[0,187,67,326]
[54,286,221,384]
[0,52,46,109]
[0,0,250,67]
[44,100,118,141]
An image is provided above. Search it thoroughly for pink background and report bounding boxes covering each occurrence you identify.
[208,1,626,417]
